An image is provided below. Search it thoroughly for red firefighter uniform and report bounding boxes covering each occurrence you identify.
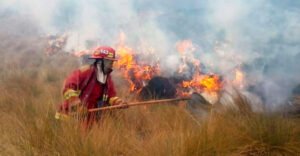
[55,64,121,120]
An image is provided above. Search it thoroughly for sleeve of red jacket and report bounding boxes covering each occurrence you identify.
[63,69,83,101]
[55,69,83,119]
[60,70,83,112]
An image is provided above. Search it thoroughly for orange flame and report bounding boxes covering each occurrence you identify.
[176,40,222,97]
[115,37,160,92]
[45,33,68,56]
[114,37,223,96]
[180,74,222,97]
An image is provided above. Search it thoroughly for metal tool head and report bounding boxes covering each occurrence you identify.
[186,92,213,120]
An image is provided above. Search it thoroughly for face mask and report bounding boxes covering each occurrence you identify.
[96,60,107,84]
[102,59,114,74]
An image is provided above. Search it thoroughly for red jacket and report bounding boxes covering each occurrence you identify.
[56,64,120,119]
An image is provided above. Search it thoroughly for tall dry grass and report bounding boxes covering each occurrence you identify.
[0,35,299,155]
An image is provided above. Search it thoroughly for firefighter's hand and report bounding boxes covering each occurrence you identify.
[116,100,129,109]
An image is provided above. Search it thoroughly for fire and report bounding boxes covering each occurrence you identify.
[176,40,222,97]
[115,38,160,91]
[45,33,68,56]
[199,75,222,92]
[113,38,223,96]
[113,37,223,97]
[115,46,136,69]
[180,74,222,97]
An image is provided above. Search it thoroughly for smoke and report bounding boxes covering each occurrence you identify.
[205,0,300,106]
[1,0,300,107]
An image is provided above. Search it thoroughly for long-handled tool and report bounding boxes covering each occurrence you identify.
[89,93,212,113]
[89,97,190,112]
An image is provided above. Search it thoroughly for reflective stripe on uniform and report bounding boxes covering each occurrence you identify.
[109,96,120,105]
[103,94,108,102]
[64,89,80,100]
[55,112,69,120]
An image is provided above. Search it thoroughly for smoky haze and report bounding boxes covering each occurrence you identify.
[0,0,300,107]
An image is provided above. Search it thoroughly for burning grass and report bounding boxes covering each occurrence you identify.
[0,39,299,155]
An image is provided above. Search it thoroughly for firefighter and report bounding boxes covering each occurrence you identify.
[55,46,128,126]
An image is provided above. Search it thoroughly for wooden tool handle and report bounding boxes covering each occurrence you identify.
[89,97,190,112]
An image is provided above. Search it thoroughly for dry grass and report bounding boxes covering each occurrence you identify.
[0,35,299,156]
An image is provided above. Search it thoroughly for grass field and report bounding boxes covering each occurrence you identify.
[0,34,299,156]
